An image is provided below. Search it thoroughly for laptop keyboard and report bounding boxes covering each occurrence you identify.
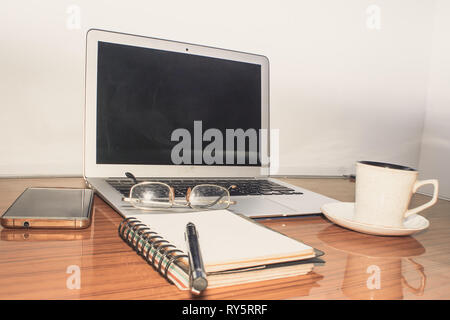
[106,178,303,198]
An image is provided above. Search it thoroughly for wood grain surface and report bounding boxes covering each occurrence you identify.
[0,177,449,299]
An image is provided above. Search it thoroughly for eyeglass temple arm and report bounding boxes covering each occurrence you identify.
[125,172,138,185]
[186,187,192,203]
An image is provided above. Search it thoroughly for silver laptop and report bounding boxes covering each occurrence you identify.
[83,29,336,218]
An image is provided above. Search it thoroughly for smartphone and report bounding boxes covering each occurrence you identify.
[0,187,94,229]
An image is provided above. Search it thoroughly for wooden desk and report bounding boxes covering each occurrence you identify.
[0,178,449,299]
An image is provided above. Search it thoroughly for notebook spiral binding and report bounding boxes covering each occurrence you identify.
[118,217,188,284]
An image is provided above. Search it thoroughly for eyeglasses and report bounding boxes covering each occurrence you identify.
[122,174,236,211]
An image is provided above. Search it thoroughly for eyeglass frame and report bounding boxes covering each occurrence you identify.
[122,181,236,210]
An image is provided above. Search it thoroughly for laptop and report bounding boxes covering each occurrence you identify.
[84,29,336,218]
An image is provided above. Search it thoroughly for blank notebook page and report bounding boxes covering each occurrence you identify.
[137,210,315,272]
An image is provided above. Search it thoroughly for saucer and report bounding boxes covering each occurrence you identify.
[321,202,429,236]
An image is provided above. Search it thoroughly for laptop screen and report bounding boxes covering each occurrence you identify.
[96,41,262,167]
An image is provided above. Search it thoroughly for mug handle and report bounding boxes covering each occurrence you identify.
[404,179,439,218]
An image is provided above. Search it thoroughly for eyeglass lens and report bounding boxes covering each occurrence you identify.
[189,185,230,210]
[130,183,172,208]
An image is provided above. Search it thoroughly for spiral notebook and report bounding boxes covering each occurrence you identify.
[118,209,323,290]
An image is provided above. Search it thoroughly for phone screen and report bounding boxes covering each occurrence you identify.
[3,188,93,219]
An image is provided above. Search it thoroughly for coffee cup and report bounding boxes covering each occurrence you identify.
[354,161,439,228]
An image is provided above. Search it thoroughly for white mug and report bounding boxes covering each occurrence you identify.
[354,161,439,228]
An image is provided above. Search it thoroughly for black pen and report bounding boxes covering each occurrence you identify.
[185,222,208,294]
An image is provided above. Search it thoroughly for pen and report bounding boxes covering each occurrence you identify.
[185,222,208,294]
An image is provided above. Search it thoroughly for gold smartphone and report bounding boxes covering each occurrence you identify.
[0,187,94,229]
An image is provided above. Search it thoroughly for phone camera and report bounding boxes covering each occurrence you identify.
[23,221,30,228]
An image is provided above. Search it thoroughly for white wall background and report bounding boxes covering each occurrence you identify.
[0,0,447,197]
[270,0,434,175]
[418,0,450,199]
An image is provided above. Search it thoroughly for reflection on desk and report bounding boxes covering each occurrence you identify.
[318,225,426,300]
[1,229,92,241]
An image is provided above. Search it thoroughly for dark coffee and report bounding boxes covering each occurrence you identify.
[358,161,416,172]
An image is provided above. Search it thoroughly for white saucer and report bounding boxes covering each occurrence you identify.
[321,202,429,236]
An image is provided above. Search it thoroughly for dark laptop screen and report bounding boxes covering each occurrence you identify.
[96,41,262,166]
